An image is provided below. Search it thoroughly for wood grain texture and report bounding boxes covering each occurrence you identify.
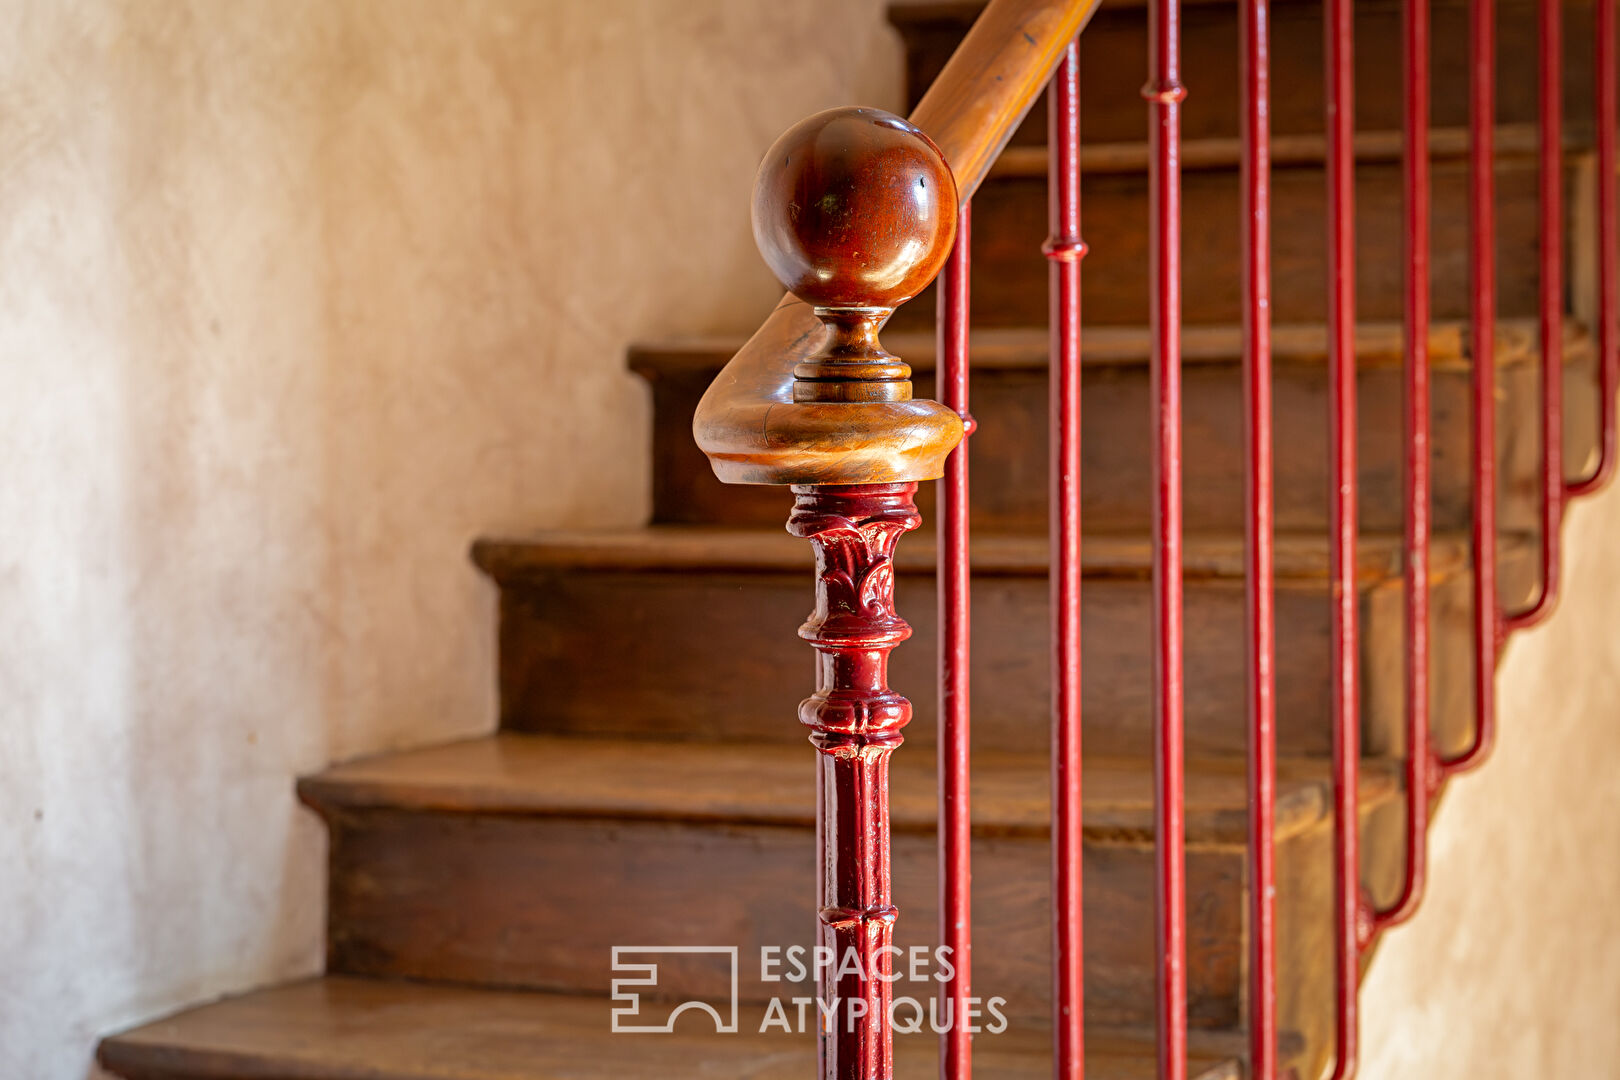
[754,110,957,312]
[311,812,1239,1028]
[644,319,1560,375]
[692,0,1102,488]
[297,738,1392,1031]
[96,977,1244,1080]
[637,322,1589,534]
[983,125,1546,179]
[298,733,1392,846]
[474,527,1534,759]
[472,526,1481,582]
[891,0,1595,148]
[889,155,1553,333]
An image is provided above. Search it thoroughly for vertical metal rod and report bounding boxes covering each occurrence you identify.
[1144,0,1187,1073]
[1324,0,1362,1075]
[1442,0,1499,776]
[1373,0,1433,936]
[1569,0,1618,497]
[938,201,974,1080]
[1044,41,1087,1080]
[1239,1,1276,1075]
[1506,0,1565,632]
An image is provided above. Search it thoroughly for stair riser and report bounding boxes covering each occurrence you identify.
[488,564,1500,760]
[643,357,1548,535]
[896,0,1592,148]
[886,159,1550,334]
[321,807,1251,1031]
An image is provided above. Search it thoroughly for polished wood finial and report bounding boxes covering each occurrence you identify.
[752,107,959,403]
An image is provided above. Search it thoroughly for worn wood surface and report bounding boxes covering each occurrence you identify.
[473,526,1483,582]
[314,812,1238,1029]
[97,977,1245,1080]
[985,125,1547,179]
[638,322,1589,534]
[891,155,1551,333]
[300,737,1394,1030]
[892,0,1595,148]
[299,733,1394,847]
[475,527,1534,759]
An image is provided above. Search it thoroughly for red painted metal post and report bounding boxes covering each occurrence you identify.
[1044,40,1086,1080]
[1239,1,1276,1076]
[938,203,974,1080]
[1442,0,1500,777]
[788,483,922,1080]
[1570,0,1618,498]
[1372,0,1433,935]
[1506,0,1566,633]
[1325,0,1363,1075]
[1144,0,1187,1073]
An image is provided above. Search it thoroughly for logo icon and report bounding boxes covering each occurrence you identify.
[610,946,740,1033]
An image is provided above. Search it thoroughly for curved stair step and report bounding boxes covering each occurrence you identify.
[292,732,1396,1035]
[98,975,1249,1080]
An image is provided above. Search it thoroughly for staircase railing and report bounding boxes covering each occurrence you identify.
[693,0,1100,489]
[694,0,1619,1077]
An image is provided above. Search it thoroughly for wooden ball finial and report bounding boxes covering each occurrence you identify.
[752,107,959,403]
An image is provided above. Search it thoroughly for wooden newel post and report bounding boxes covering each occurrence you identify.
[751,107,959,1080]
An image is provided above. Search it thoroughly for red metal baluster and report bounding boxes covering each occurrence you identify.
[1569,0,1618,497]
[1373,0,1433,935]
[1044,40,1086,1080]
[1239,0,1276,1076]
[1507,0,1566,632]
[788,484,923,1080]
[938,202,974,1080]
[1442,0,1499,777]
[1144,0,1187,1073]
[1325,0,1363,1075]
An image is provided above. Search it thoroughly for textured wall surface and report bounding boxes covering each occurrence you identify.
[0,2,898,1076]
[1360,474,1620,1079]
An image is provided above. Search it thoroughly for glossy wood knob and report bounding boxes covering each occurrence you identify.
[752,107,958,311]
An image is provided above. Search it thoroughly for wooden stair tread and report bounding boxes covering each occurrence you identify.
[97,976,1243,1080]
[474,526,1492,585]
[300,732,1396,846]
[890,0,1546,23]
[984,125,1548,177]
[630,318,1579,375]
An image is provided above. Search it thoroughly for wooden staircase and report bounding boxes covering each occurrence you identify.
[97,1,1600,1077]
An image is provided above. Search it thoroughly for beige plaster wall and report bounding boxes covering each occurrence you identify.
[1360,472,1620,1078]
[0,2,899,1076]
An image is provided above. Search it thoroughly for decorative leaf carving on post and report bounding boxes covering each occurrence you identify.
[787,482,921,1080]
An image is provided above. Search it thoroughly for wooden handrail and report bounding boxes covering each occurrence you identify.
[694,0,1104,487]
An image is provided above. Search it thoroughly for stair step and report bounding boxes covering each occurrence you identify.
[97,976,1245,1080]
[635,318,1552,374]
[633,321,1583,533]
[299,732,1395,847]
[985,125,1545,179]
[296,734,1396,1032]
[891,0,1591,148]
[476,526,1473,582]
[474,527,1528,759]
[888,154,1542,332]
